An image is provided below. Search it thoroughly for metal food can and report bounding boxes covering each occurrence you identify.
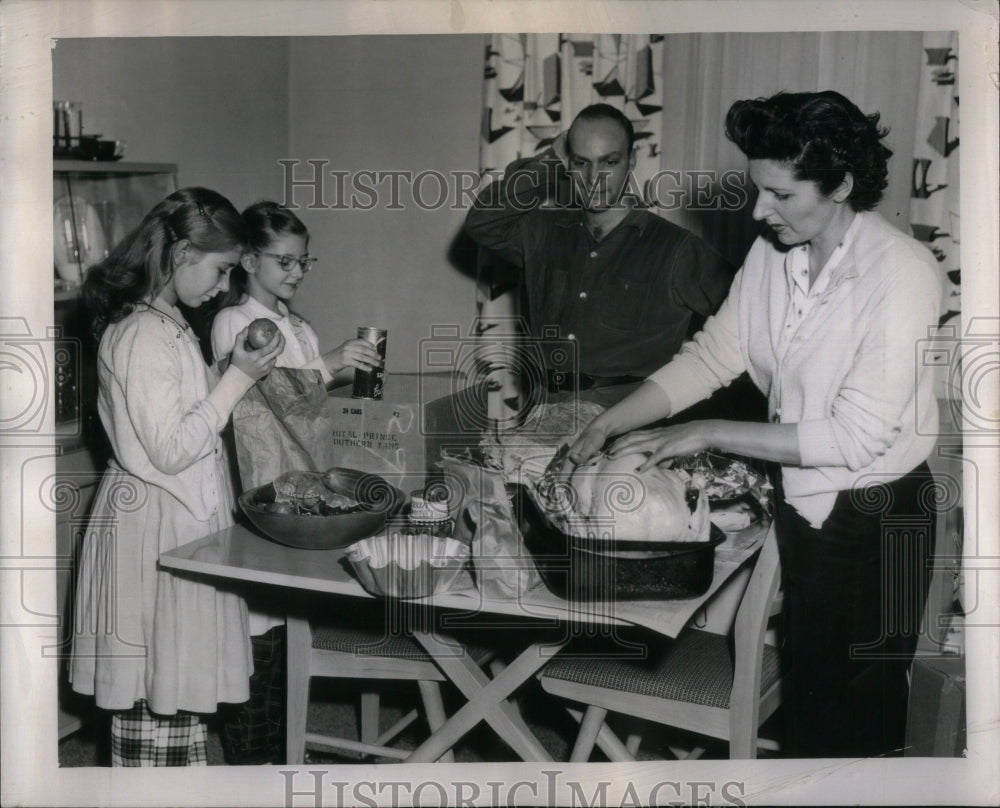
[352,326,387,399]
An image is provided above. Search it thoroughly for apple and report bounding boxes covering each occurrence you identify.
[246,318,278,350]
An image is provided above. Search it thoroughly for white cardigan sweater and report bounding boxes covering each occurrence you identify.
[649,211,940,527]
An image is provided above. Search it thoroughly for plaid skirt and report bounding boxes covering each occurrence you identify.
[111,700,207,766]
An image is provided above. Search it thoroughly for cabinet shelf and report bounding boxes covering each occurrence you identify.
[53,164,178,280]
[54,159,179,175]
[55,286,83,304]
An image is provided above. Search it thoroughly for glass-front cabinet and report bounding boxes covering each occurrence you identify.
[53,160,177,740]
[53,160,177,299]
[53,161,177,430]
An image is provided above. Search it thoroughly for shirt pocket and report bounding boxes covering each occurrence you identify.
[597,274,651,332]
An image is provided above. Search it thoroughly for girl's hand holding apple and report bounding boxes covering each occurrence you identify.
[231,325,284,380]
[245,317,279,350]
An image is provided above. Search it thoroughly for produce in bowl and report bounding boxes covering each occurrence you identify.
[238,469,404,550]
[259,470,362,515]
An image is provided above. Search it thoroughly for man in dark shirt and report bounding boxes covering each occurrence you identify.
[465,104,734,407]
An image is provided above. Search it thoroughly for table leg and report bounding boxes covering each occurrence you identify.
[405,631,566,762]
[286,614,312,765]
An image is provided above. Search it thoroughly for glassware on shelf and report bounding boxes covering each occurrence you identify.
[53,101,83,156]
[53,195,106,287]
[93,200,122,255]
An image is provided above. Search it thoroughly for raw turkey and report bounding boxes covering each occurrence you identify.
[545,452,710,543]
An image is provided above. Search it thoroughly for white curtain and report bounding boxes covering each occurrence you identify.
[655,31,926,266]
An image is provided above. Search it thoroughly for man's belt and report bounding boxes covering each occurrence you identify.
[546,369,643,393]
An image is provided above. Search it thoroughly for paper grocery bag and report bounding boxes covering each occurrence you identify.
[437,454,542,597]
[466,499,543,599]
[232,367,340,490]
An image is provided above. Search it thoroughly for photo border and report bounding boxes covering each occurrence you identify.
[1,1,997,805]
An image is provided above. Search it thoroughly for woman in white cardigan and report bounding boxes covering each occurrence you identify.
[567,91,941,757]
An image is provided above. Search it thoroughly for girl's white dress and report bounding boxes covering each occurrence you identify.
[70,300,253,714]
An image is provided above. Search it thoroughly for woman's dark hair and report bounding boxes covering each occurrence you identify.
[572,103,636,152]
[725,90,892,211]
[213,200,310,310]
[83,187,247,339]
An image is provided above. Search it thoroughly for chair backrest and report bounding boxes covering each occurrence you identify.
[728,522,781,755]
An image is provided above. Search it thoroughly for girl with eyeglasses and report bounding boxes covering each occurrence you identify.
[208,200,380,763]
[210,200,382,387]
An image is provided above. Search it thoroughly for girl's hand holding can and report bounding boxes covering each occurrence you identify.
[230,326,285,380]
[324,337,383,374]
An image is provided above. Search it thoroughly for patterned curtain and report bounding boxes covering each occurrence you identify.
[909,32,964,616]
[910,31,961,400]
[475,33,664,424]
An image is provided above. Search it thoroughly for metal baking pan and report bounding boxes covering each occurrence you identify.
[510,484,725,601]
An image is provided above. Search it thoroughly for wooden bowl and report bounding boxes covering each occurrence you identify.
[238,468,405,550]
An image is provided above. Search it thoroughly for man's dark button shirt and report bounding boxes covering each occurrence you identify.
[465,156,735,379]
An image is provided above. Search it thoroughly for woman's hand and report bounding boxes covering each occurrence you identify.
[229,327,284,381]
[609,421,718,473]
[323,338,384,375]
[566,415,613,466]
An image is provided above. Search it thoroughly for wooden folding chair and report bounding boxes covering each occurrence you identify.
[286,616,499,763]
[538,523,782,760]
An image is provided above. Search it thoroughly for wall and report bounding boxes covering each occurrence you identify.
[52,37,292,209]
[286,36,483,373]
[52,35,485,374]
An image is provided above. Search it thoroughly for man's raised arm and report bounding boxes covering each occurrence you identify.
[463,143,568,268]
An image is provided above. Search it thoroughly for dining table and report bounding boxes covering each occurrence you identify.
[159,514,768,763]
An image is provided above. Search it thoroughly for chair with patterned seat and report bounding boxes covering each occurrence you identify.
[538,523,782,760]
[286,616,501,763]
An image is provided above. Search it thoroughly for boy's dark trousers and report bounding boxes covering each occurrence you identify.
[219,625,286,764]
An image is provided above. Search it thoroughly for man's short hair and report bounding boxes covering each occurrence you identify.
[570,104,636,152]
